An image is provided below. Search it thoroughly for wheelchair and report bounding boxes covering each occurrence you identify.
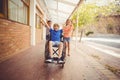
[44,36,66,68]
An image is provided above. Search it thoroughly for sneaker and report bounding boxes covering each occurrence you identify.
[58,59,64,64]
[45,58,53,63]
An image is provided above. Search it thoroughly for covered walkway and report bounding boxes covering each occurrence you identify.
[0,0,120,80]
[0,41,119,80]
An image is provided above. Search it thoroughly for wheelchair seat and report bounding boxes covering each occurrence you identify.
[52,45,59,57]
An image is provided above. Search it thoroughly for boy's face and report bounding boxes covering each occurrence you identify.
[54,26,59,31]
[47,22,52,27]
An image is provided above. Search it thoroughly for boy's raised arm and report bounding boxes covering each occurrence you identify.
[45,22,50,29]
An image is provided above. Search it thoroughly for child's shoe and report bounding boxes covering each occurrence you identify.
[58,58,64,64]
[45,58,53,63]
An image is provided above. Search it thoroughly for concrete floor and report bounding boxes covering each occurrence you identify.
[0,41,119,80]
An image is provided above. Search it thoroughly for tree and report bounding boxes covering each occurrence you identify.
[71,0,120,36]
[71,3,98,28]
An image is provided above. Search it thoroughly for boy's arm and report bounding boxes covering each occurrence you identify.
[44,20,50,29]
[45,23,50,30]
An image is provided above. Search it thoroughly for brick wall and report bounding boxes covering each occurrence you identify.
[0,18,31,62]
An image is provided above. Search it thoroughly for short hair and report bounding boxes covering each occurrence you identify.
[47,20,52,23]
[53,23,59,28]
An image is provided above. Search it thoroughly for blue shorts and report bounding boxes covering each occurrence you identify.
[51,41,60,47]
[63,37,70,42]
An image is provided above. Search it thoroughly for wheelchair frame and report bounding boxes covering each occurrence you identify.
[44,40,66,68]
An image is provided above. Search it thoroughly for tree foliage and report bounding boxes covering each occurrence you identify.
[71,0,120,28]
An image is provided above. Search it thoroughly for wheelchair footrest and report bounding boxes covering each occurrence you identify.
[53,57,59,61]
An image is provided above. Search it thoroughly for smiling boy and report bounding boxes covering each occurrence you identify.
[46,23,63,63]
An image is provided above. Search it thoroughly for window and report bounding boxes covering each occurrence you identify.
[8,0,29,24]
[22,0,30,6]
[0,0,4,14]
[36,14,41,29]
[0,0,7,18]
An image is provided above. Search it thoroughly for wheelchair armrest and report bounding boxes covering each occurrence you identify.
[60,35,64,42]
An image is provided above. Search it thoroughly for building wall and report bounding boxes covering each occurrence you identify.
[0,18,30,61]
[36,29,42,44]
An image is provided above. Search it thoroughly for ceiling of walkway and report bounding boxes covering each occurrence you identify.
[38,0,116,25]
[42,0,81,25]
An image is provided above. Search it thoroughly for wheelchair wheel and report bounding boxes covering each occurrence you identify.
[61,42,66,61]
[60,43,66,68]
[44,41,49,61]
[61,63,64,68]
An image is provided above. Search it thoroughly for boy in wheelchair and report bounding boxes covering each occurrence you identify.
[45,23,64,63]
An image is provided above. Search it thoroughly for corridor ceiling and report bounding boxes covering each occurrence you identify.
[43,0,81,25]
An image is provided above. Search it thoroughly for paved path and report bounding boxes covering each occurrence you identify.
[0,41,119,80]
[73,35,120,49]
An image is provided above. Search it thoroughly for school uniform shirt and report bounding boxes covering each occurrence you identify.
[50,28,62,41]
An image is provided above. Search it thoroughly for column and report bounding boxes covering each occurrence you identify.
[29,0,36,46]
[75,11,79,48]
